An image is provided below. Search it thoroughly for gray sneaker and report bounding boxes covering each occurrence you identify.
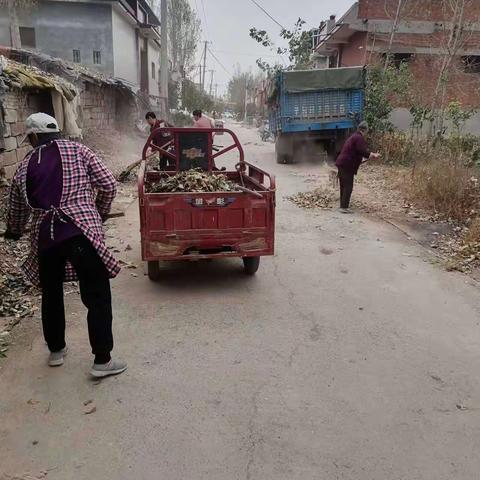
[48,347,68,367]
[90,359,127,378]
[339,208,353,214]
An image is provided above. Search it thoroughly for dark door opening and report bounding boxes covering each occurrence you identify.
[27,90,54,116]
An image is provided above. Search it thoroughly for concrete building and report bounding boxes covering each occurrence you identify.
[0,0,162,100]
[313,0,480,133]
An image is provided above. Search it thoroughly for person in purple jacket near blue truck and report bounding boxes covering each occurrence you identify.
[335,121,380,213]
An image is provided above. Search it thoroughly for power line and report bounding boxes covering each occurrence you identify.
[211,49,278,58]
[248,0,286,30]
[200,0,210,41]
[207,47,232,76]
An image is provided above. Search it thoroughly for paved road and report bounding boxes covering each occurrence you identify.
[1,124,480,480]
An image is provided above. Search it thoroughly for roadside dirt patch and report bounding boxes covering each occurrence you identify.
[356,164,480,277]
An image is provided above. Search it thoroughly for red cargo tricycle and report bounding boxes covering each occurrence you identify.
[138,127,276,280]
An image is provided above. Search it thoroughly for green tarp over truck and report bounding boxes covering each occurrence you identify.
[284,67,365,93]
[266,67,365,104]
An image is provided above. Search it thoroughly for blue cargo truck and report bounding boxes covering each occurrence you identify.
[268,67,365,164]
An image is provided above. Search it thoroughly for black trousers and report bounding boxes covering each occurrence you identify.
[38,235,113,363]
[338,167,355,209]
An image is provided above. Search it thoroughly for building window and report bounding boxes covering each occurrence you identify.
[382,53,413,68]
[152,62,155,79]
[462,56,480,73]
[19,27,36,48]
[73,49,81,63]
[93,51,102,65]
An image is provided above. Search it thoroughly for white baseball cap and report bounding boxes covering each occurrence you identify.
[25,112,60,135]
[20,113,60,145]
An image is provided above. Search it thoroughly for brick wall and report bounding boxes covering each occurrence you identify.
[79,83,116,130]
[359,0,480,22]
[0,82,124,179]
[1,89,40,179]
[409,54,480,107]
[340,31,368,67]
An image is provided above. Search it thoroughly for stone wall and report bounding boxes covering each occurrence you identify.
[1,89,40,179]
[79,83,116,131]
[0,82,123,179]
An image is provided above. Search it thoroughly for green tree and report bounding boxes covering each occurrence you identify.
[249,18,313,72]
[365,61,413,133]
[445,101,476,135]
[181,79,213,113]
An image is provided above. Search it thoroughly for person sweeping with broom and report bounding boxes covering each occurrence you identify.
[4,113,127,378]
[335,121,380,213]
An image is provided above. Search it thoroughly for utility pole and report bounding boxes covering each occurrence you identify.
[243,78,249,123]
[160,0,169,116]
[201,41,208,92]
[214,83,218,99]
[208,69,215,97]
[198,64,202,89]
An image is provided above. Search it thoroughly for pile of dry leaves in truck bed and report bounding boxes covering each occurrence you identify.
[147,169,240,193]
[0,187,39,341]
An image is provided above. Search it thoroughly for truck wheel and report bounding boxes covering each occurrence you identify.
[147,261,161,281]
[243,256,260,275]
[275,135,294,164]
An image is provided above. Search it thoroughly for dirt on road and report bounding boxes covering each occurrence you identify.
[1,124,480,480]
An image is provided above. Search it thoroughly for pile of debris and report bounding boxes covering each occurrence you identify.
[0,189,38,327]
[442,221,480,274]
[0,56,76,99]
[147,169,240,193]
[287,187,336,209]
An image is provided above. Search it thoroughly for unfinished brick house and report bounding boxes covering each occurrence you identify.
[313,0,480,132]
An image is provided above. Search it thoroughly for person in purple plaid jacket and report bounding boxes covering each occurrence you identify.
[5,113,127,378]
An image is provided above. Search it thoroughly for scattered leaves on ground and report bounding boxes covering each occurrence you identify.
[0,189,39,327]
[287,187,335,209]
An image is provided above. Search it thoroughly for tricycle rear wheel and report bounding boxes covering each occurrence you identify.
[243,256,260,275]
[147,261,161,281]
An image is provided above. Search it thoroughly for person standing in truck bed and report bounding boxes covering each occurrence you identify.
[335,121,380,213]
[146,111,174,169]
[192,109,215,128]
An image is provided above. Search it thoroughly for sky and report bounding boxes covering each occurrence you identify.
[186,0,354,96]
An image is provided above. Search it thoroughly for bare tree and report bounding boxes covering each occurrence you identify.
[168,0,200,77]
[429,0,473,134]
[383,0,406,72]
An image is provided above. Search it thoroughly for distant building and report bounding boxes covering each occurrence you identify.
[0,0,162,100]
[313,1,480,109]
